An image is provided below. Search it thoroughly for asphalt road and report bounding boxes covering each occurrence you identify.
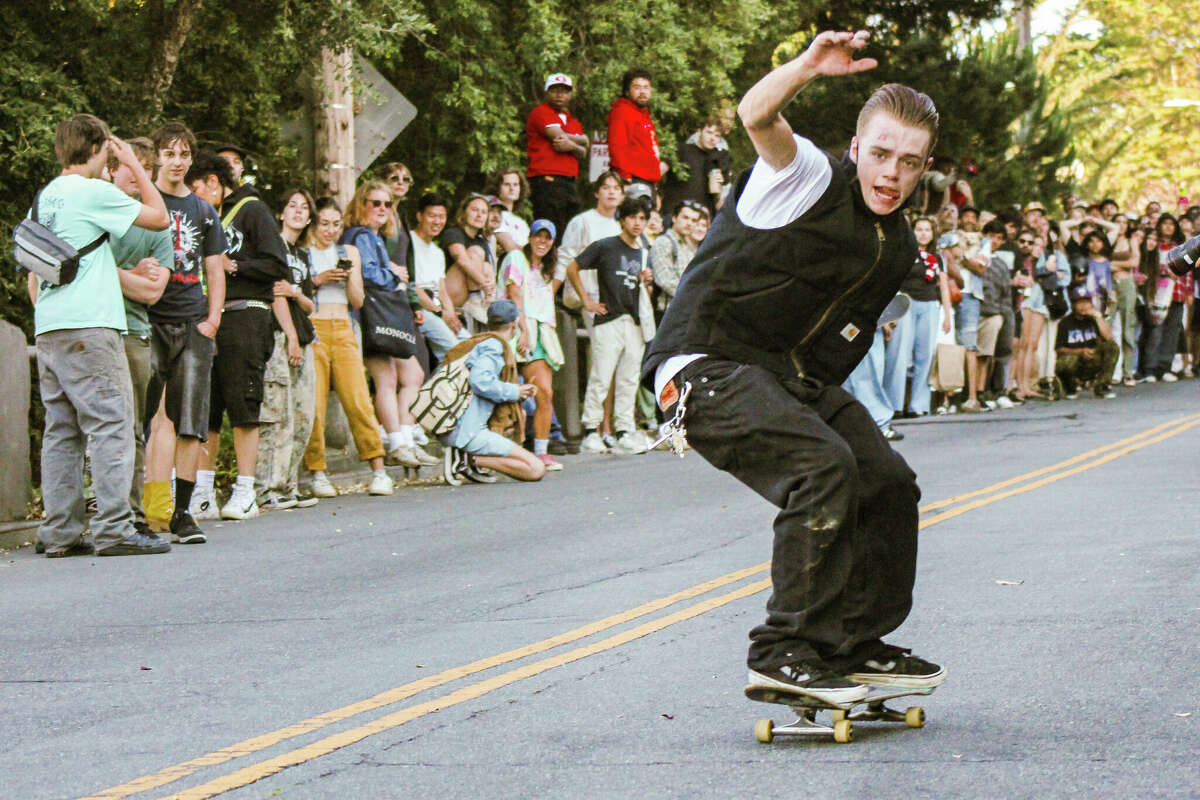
[2,383,1197,800]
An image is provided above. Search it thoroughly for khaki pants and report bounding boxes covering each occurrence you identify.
[305,317,385,471]
[582,314,644,433]
[123,334,153,520]
[256,330,315,497]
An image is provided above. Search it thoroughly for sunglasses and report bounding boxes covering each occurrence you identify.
[388,174,413,185]
[367,198,389,208]
[1018,239,1035,245]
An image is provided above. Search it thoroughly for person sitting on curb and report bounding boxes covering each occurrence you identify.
[1055,284,1118,400]
[443,300,546,484]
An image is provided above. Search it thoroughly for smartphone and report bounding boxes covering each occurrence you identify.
[335,258,352,271]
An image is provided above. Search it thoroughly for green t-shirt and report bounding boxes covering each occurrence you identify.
[32,174,141,336]
[111,224,173,337]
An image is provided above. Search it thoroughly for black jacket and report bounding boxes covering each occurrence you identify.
[220,184,290,303]
[643,153,918,388]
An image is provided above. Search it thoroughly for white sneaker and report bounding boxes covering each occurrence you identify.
[983,398,998,410]
[189,486,220,520]
[368,472,394,496]
[258,491,297,511]
[614,431,648,454]
[310,473,337,498]
[580,432,609,453]
[221,484,260,520]
[1162,372,1178,383]
[1142,375,1158,383]
[412,445,440,466]
[995,395,1015,409]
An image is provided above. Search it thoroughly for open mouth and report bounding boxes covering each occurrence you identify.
[873,186,900,207]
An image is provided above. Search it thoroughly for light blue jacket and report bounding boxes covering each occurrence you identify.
[448,337,520,449]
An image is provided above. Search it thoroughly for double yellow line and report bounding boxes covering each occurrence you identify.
[83,413,1200,800]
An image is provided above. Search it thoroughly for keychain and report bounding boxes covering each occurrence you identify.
[650,381,692,457]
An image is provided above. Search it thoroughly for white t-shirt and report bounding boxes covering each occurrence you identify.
[499,210,530,249]
[411,234,448,288]
[33,174,141,335]
[555,209,621,282]
[655,134,833,404]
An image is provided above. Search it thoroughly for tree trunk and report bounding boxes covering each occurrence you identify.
[138,0,205,128]
[314,47,356,207]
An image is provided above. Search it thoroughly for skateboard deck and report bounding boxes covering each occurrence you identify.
[877,293,911,328]
[744,683,936,743]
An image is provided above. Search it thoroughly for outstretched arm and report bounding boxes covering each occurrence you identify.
[737,30,877,170]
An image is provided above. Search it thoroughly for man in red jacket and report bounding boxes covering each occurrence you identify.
[607,67,669,187]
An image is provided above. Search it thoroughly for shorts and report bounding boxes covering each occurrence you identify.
[955,294,980,351]
[518,321,561,369]
[977,314,1003,357]
[149,318,215,440]
[1022,283,1049,318]
[209,306,275,430]
[462,428,515,458]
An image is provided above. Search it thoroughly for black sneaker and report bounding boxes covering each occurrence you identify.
[45,540,96,558]
[170,511,207,544]
[548,438,568,456]
[463,454,498,484]
[846,647,946,688]
[97,532,171,556]
[747,662,869,705]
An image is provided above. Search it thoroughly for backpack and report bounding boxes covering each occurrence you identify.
[12,188,109,286]
[409,353,473,435]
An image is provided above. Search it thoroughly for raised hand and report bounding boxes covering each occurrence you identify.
[800,30,878,78]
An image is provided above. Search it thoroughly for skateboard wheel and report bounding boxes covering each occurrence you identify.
[905,706,925,728]
[830,709,847,723]
[754,718,774,744]
[833,719,853,743]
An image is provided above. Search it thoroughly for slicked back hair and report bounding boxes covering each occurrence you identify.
[856,83,939,157]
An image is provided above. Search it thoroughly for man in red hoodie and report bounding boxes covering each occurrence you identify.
[607,67,669,187]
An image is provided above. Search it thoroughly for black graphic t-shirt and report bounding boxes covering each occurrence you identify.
[151,191,227,322]
[1055,313,1102,350]
[282,240,316,347]
[575,235,650,326]
[899,249,943,302]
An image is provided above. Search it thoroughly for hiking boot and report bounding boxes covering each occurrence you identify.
[169,510,207,544]
[846,647,946,688]
[97,531,171,556]
[189,486,220,521]
[747,661,869,705]
[309,473,337,498]
[221,484,260,521]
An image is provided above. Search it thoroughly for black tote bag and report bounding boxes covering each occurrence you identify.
[360,284,418,358]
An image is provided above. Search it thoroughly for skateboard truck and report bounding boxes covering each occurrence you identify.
[745,684,935,744]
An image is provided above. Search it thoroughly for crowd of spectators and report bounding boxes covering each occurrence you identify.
[22,68,1195,558]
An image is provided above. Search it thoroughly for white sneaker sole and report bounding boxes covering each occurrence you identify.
[221,504,260,521]
[746,670,869,705]
[845,668,947,689]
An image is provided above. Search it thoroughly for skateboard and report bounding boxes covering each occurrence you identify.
[877,292,911,328]
[745,683,936,744]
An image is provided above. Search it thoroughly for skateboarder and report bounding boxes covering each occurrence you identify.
[644,31,946,705]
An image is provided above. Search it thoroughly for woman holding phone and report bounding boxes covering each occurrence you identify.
[302,197,394,498]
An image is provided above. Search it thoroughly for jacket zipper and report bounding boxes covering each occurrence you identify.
[790,222,886,375]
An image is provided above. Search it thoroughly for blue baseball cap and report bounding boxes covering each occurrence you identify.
[530,219,557,240]
[487,299,520,325]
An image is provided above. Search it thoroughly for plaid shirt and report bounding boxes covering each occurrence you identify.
[1173,269,1194,303]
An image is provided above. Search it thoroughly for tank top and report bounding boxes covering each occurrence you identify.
[311,245,348,306]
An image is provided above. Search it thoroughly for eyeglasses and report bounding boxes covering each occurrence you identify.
[388,174,413,185]
[367,199,389,208]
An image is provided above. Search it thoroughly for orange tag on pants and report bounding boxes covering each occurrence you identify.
[658,380,679,410]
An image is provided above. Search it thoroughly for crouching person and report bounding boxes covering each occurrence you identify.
[443,300,546,484]
[1055,284,1119,399]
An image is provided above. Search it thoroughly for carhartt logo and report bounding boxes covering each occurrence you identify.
[840,323,860,342]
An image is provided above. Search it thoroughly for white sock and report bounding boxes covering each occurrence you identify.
[405,424,427,444]
[373,468,389,478]
[387,429,412,450]
[313,471,327,480]
[196,470,215,491]
[533,438,548,456]
[235,474,255,491]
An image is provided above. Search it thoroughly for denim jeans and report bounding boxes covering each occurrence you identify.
[884,299,941,414]
[37,328,135,550]
[420,312,469,361]
[842,329,893,429]
[676,357,920,672]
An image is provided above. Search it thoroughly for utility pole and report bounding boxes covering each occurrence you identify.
[1015,0,1032,49]
[315,47,356,206]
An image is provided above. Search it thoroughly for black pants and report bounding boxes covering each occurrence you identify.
[677,358,920,672]
[529,175,579,246]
